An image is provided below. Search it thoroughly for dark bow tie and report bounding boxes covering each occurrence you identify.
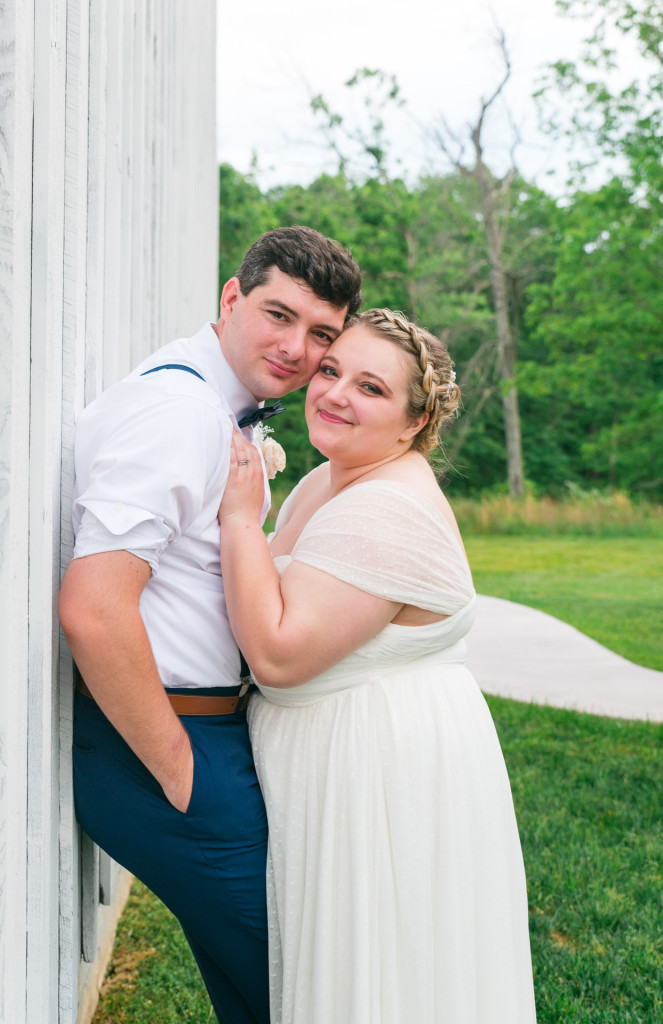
[237,400,286,429]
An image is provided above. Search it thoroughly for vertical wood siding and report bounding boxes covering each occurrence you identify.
[0,2,218,1021]
[0,2,34,1022]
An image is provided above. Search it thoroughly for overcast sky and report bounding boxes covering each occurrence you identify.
[215,0,642,193]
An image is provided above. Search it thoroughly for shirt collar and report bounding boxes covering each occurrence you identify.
[191,322,260,426]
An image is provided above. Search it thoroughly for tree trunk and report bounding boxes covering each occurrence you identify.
[473,139,525,498]
[404,227,418,321]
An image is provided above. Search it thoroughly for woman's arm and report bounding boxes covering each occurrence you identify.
[219,433,401,687]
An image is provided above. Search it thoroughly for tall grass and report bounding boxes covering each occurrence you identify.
[452,489,663,537]
[267,486,663,538]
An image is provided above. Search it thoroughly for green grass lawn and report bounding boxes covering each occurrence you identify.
[92,534,663,1022]
[93,701,663,1024]
[492,699,662,1024]
[466,536,663,671]
[92,884,210,1023]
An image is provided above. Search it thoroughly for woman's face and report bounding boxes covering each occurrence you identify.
[305,326,425,466]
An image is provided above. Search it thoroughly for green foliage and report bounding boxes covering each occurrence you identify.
[551,0,663,152]
[521,175,663,498]
[218,163,273,289]
[270,387,324,490]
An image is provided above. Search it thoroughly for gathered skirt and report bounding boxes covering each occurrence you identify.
[248,663,537,1024]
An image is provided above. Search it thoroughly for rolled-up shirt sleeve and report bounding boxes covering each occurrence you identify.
[74,505,173,573]
[72,389,231,573]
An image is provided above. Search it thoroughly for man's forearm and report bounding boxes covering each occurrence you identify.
[60,553,194,811]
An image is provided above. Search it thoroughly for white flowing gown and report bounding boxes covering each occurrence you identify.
[248,480,537,1024]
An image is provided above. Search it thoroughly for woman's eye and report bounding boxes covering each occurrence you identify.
[362,383,382,395]
[319,365,337,377]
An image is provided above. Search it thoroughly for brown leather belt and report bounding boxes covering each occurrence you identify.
[76,678,252,716]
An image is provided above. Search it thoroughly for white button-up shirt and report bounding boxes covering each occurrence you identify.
[72,322,270,688]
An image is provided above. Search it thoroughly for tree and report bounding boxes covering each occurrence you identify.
[427,33,530,497]
[526,0,663,497]
[309,70,421,318]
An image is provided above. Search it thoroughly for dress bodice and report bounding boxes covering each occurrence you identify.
[256,555,477,708]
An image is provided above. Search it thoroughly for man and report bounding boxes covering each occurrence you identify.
[58,226,362,1024]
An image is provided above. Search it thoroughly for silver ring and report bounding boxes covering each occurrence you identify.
[237,459,250,466]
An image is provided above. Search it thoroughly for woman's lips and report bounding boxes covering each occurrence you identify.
[319,409,351,425]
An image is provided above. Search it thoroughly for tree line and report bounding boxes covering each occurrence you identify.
[219,0,662,500]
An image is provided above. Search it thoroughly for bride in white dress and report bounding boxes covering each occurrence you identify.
[219,309,537,1024]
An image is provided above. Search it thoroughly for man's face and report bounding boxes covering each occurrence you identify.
[215,267,348,401]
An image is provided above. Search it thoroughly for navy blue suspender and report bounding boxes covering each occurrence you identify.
[141,362,206,382]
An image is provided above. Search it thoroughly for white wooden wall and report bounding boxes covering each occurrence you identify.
[0,2,219,1022]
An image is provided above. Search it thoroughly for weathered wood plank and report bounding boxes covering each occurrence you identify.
[83,0,107,406]
[26,0,67,1020]
[80,835,99,964]
[114,0,136,383]
[0,1,34,1020]
[98,852,112,907]
[100,0,125,392]
[59,0,91,1017]
[3,2,219,1020]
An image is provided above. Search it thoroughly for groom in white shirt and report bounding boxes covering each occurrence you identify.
[59,226,362,1024]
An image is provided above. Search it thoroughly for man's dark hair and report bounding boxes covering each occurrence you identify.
[236,226,362,319]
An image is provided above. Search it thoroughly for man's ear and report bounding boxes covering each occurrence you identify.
[219,276,242,321]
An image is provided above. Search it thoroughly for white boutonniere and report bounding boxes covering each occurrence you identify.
[254,423,286,480]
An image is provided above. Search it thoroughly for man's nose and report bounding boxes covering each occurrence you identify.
[277,324,307,360]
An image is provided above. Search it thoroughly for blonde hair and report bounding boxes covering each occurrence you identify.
[352,309,460,455]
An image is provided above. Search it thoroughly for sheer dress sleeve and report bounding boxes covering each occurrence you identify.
[290,481,475,616]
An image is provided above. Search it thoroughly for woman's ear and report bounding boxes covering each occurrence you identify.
[399,411,429,443]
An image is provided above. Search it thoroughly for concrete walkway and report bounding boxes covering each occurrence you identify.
[466,595,663,723]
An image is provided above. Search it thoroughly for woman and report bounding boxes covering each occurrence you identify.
[219,309,537,1024]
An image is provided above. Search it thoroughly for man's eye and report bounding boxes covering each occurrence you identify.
[269,310,287,320]
[313,331,333,344]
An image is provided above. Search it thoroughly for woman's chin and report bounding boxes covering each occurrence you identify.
[307,425,337,457]
[308,435,334,460]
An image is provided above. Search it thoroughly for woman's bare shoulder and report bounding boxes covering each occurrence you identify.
[362,455,464,546]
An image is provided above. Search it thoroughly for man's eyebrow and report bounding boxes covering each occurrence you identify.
[262,299,299,318]
[262,299,343,337]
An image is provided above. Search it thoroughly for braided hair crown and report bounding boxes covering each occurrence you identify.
[351,308,460,455]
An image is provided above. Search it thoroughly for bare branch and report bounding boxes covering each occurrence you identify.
[471,28,513,158]
[447,383,497,462]
[462,338,498,384]
[481,27,512,116]
[425,115,468,172]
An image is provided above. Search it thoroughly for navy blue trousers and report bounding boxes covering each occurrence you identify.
[72,689,270,1024]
